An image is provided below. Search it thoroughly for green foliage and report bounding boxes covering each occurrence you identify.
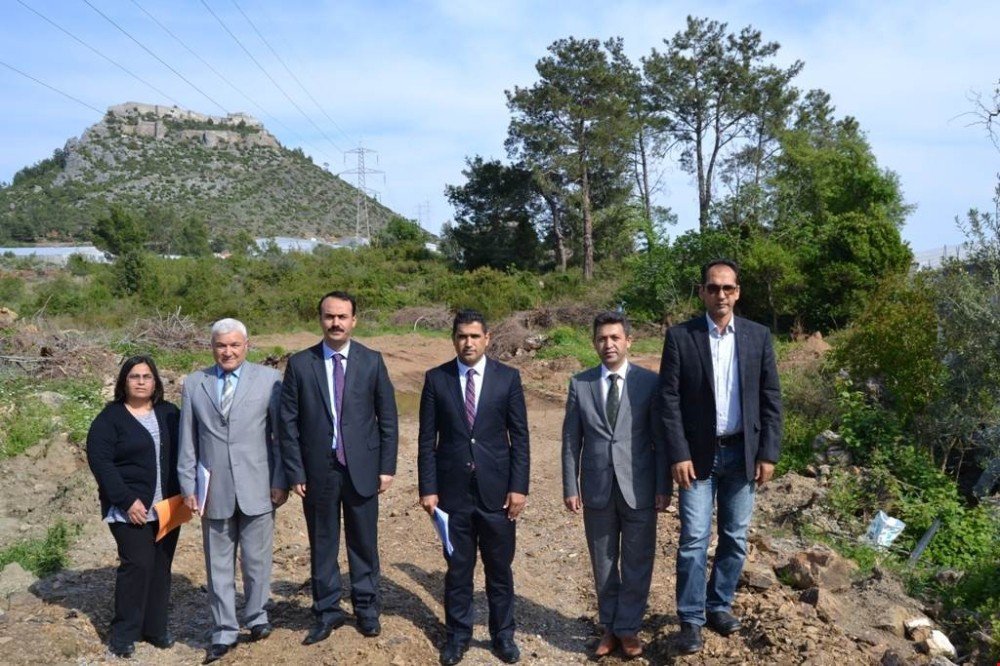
[0,386,55,459]
[831,273,945,424]
[774,342,836,475]
[58,379,106,445]
[92,206,147,257]
[535,326,595,366]
[0,521,76,577]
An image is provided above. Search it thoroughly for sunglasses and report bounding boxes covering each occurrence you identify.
[703,284,738,295]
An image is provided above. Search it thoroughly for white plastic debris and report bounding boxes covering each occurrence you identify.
[864,510,906,549]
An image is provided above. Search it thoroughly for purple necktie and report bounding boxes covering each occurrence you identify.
[464,368,477,430]
[333,352,346,466]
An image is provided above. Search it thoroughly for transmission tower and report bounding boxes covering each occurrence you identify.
[416,201,430,227]
[342,144,384,241]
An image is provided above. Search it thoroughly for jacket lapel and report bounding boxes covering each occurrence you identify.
[310,344,334,423]
[736,318,750,426]
[199,368,223,417]
[613,369,634,435]
[694,317,716,398]
[446,360,467,430]
[589,369,611,433]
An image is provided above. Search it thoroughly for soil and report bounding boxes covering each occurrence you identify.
[0,333,936,664]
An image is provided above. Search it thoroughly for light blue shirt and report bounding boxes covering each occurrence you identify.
[215,363,243,404]
[706,313,742,436]
[323,340,351,450]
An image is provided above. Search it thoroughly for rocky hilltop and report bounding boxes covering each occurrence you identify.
[0,102,396,242]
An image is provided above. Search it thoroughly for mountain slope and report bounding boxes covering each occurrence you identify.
[0,102,396,242]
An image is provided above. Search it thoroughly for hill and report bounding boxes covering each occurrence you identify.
[0,102,397,242]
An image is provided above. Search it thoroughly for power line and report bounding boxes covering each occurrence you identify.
[15,0,181,106]
[128,0,316,151]
[80,0,229,115]
[0,59,103,114]
[199,0,343,159]
[229,0,353,146]
[342,144,384,240]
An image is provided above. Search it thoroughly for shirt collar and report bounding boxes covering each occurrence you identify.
[601,358,630,381]
[215,363,243,379]
[323,340,352,360]
[705,312,736,336]
[457,355,488,377]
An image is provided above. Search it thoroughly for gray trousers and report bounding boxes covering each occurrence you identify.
[202,508,274,644]
[583,478,656,636]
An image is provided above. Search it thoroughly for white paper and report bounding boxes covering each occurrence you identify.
[432,507,454,557]
[197,461,211,514]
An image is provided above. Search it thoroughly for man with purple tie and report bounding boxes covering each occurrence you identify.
[418,310,530,665]
[280,291,399,645]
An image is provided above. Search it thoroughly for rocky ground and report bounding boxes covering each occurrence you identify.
[0,333,967,664]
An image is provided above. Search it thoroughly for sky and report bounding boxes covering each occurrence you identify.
[1,0,997,253]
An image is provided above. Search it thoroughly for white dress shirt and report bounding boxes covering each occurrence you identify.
[600,358,630,405]
[323,340,351,450]
[457,355,488,412]
[706,313,742,436]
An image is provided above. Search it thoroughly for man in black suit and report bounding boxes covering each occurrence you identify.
[658,259,782,654]
[280,291,399,645]
[418,309,530,665]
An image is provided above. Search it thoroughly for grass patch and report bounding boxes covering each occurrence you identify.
[0,521,77,577]
[0,389,55,459]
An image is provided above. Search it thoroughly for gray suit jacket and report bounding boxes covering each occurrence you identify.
[178,362,286,520]
[562,363,670,510]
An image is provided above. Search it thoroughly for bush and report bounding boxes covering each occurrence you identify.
[0,521,75,577]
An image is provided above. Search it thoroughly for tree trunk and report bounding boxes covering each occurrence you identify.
[547,196,568,272]
[581,162,594,280]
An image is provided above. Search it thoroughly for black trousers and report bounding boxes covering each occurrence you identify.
[303,456,380,623]
[444,478,516,643]
[107,521,180,647]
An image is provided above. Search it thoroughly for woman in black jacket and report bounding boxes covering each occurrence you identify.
[86,355,181,658]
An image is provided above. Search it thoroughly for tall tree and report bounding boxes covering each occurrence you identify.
[443,157,542,271]
[643,16,803,229]
[506,37,636,279]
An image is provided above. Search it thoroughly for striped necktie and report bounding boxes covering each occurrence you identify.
[220,372,235,418]
[465,368,477,430]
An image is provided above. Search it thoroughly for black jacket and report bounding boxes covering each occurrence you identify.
[86,401,181,517]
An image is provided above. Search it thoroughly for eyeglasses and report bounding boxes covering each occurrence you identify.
[703,284,738,295]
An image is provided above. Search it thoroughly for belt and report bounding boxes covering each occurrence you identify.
[717,432,744,447]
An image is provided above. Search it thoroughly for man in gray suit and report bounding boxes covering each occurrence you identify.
[562,311,671,659]
[178,318,287,664]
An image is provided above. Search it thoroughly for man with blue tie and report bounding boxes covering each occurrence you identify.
[280,291,399,645]
[418,310,530,665]
[658,259,782,654]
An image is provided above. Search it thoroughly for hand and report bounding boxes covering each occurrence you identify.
[655,494,672,511]
[504,492,527,521]
[292,483,307,498]
[271,488,289,507]
[755,461,775,487]
[127,499,147,525]
[419,494,438,516]
[182,494,199,514]
[564,496,582,514]
[672,461,697,490]
[378,475,394,494]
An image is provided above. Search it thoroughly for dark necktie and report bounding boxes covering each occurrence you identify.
[606,373,620,428]
[465,368,477,430]
[333,352,346,466]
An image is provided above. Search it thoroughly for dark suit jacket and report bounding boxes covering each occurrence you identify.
[86,401,181,517]
[562,364,670,510]
[280,340,399,499]
[658,315,782,481]
[418,358,530,513]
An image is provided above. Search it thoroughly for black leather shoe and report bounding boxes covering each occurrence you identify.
[358,616,381,637]
[706,610,742,636]
[676,622,703,654]
[492,636,521,664]
[203,643,234,664]
[250,622,273,641]
[302,617,345,645]
[439,640,469,665]
[108,641,134,658]
[143,631,175,649]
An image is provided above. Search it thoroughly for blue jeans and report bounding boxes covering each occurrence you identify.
[675,443,755,625]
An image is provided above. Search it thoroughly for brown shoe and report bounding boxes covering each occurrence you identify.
[619,634,643,658]
[594,629,618,657]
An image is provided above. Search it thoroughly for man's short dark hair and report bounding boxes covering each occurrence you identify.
[452,309,488,336]
[318,290,356,316]
[701,259,740,285]
[592,311,632,339]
